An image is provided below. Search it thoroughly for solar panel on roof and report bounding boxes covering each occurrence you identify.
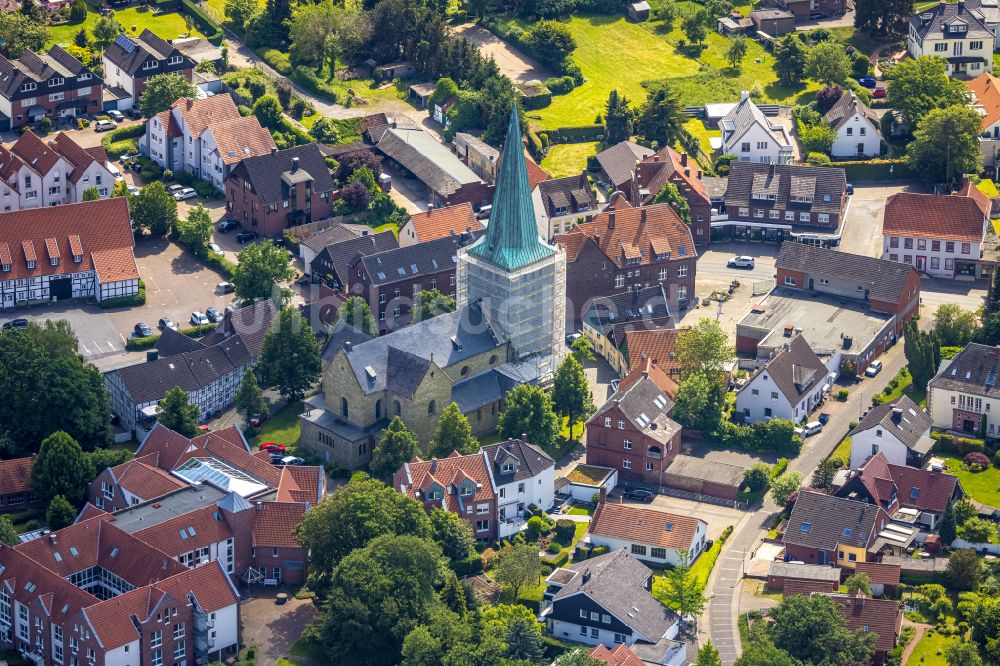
[115,34,137,53]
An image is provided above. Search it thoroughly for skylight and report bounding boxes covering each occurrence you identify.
[179,529,188,540]
[174,457,269,497]
[24,582,35,593]
[910,488,919,499]
[800,522,811,533]
[843,528,852,538]
[69,547,78,556]
[53,552,62,562]
[110,547,119,558]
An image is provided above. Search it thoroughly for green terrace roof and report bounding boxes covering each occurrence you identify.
[467,108,555,271]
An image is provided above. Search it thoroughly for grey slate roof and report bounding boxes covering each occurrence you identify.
[595,141,654,189]
[229,143,336,205]
[300,222,366,254]
[102,30,193,76]
[742,334,828,406]
[199,298,277,358]
[582,285,672,347]
[775,242,917,306]
[725,162,846,215]
[850,395,933,451]
[929,342,1000,397]
[155,327,208,358]
[555,550,678,643]
[767,561,842,582]
[311,231,399,288]
[0,46,98,98]
[483,438,554,483]
[537,173,597,218]
[702,176,728,200]
[590,369,679,445]
[375,126,482,196]
[321,323,374,363]
[358,230,480,286]
[823,91,880,134]
[719,95,792,151]
[909,0,995,40]
[451,370,512,413]
[341,302,502,396]
[783,490,883,552]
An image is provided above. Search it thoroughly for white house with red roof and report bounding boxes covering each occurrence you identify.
[585,498,707,567]
[967,72,1000,166]
[0,131,114,211]
[398,202,482,247]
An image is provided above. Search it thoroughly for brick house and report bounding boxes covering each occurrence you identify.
[630,147,714,246]
[556,198,697,322]
[594,141,654,193]
[0,458,36,513]
[783,490,889,567]
[347,230,480,334]
[0,46,101,129]
[309,230,398,291]
[225,144,336,237]
[825,592,903,665]
[102,30,195,111]
[586,359,681,487]
[581,285,673,376]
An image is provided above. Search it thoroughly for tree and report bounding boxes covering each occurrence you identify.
[935,304,981,347]
[497,384,560,452]
[743,462,771,492]
[726,35,748,69]
[906,105,983,185]
[69,0,87,23]
[234,368,268,423]
[811,457,840,490]
[309,535,441,666]
[175,204,214,253]
[806,41,850,84]
[844,572,872,596]
[661,550,708,625]
[19,0,43,21]
[138,73,196,117]
[429,507,475,560]
[769,593,877,666]
[92,11,122,45]
[370,417,419,479]
[253,94,284,130]
[74,28,90,48]
[798,123,836,155]
[735,643,797,666]
[258,307,321,400]
[946,642,985,666]
[676,318,734,379]
[769,471,801,506]
[494,543,542,597]
[411,289,455,323]
[340,180,372,212]
[603,90,633,146]
[225,0,258,29]
[696,641,723,666]
[46,495,77,530]
[0,12,48,57]
[0,515,17,546]
[156,387,200,437]
[294,475,432,589]
[955,498,978,526]
[232,240,295,304]
[337,296,378,337]
[130,182,178,237]
[287,2,368,75]
[653,182,691,224]
[886,56,967,129]
[571,336,594,364]
[553,651,604,666]
[815,84,844,113]
[673,371,724,432]
[636,85,684,149]
[81,187,100,202]
[948,548,984,591]
[504,614,544,661]
[903,320,941,391]
[553,354,592,442]
[940,502,958,546]
[773,34,807,85]
[31,431,94,506]
[89,447,132,474]
[430,403,478,457]
[855,0,911,38]
[683,8,708,46]
[525,20,576,67]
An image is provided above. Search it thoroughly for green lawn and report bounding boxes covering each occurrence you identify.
[540,142,599,179]
[567,505,593,516]
[942,454,1000,508]
[876,367,927,408]
[683,118,719,157]
[907,629,958,665]
[251,400,303,450]
[48,7,204,47]
[978,179,1000,197]
[830,436,852,466]
[651,538,723,608]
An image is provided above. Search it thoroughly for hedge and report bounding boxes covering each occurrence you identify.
[124,322,218,351]
[181,0,223,45]
[551,125,604,144]
[196,248,236,278]
[101,123,145,158]
[834,158,915,182]
[449,553,483,577]
[770,458,789,479]
[932,431,986,456]
[258,48,292,76]
[99,279,146,309]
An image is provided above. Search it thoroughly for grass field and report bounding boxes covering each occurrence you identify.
[830,436,852,465]
[541,142,599,178]
[942,454,1000,508]
[906,629,958,665]
[251,400,303,450]
[48,7,204,47]
[683,118,720,156]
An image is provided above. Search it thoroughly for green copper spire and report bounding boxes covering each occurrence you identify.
[467,107,555,271]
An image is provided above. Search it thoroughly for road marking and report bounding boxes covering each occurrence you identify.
[107,340,117,351]
[79,342,91,354]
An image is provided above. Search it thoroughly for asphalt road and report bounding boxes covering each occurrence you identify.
[706,341,907,665]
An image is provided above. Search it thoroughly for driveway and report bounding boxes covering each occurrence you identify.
[794,6,855,30]
[610,489,745,541]
[240,595,317,666]
[838,183,927,257]
[0,117,144,148]
[452,23,554,84]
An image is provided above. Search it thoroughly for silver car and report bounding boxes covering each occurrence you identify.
[173,187,197,201]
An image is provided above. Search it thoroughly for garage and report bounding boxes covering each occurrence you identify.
[49,276,72,301]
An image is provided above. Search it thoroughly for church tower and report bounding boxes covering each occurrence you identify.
[457,108,566,376]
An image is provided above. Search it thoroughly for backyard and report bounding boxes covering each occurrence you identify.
[540,142,599,179]
[942,454,1000,508]
[47,7,204,47]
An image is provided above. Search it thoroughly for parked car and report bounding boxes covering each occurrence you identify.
[168,184,185,195]
[857,77,877,89]
[107,110,125,122]
[236,231,259,244]
[207,243,223,255]
[872,87,886,99]
[94,119,117,132]
[864,360,883,377]
[250,415,269,428]
[565,332,582,345]
[126,107,143,120]
[2,319,28,331]
[798,421,823,437]
[205,307,223,323]
[107,162,124,182]
[133,322,153,338]
[190,311,209,326]
[173,187,197,201]
[217,219,239,233]
[846,183,854,195]
[727,256,755,269]
[260,442,285,454]
[476,205,492,220]
[280,456,305,466]
[623,488,654,502]
[127,184,140,196]
[158,317,177,331]
[270,453,284,464]
[216,281,235,294]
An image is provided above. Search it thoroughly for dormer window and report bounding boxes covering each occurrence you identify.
[169,55,183,65]
[459,485,472,496]
[502,461,515,473]
[78,73,91,81]
[1,263,9,272]
[143,61,158,70]
[20,82,36,93]
[49,77,64,87]
[73,254,81,264]
[427,490,441,500]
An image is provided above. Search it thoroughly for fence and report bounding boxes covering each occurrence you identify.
[952,538,1000,555]
[660,486,748,510]
[751,278,775,296]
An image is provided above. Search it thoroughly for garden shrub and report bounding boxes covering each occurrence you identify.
[993,450,1000,468]
[838,388,849,401]
[450,553,483,577]
[770,458,789,478]
[526,515,545,541]
[720,525,733,542]
[552,125,604,143]
[545,76,576,95]
[806,152,832,165]
[590,546,609,557]
[554,519,575,544]
[480,547,499,570]
[965,451,990,471]
[258,48,292,75]
[549,550,569,568]
[546,541,562,554]
[181,0,223,44]
[99,279,146,309]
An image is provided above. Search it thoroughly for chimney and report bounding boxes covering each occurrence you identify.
[599,487,608,504]
[344,340,352,353]
[291,157,299,172]
[740,90,750,102]
[147,349,159,362]
[680,153,688,167]
[891,408,903,424]
[521,432,528,442]
[640,208,647,225]
[255,502,262,510]
[270,147,277,156]
[430,458,438,472]
[608,211,615,229]
[49,533,56,545]
[582,570,591,584]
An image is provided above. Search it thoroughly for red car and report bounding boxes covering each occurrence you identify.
[872,87,886,99]
[260,442,286,454]
[250,415,267,427]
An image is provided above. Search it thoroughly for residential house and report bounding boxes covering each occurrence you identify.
[348,230,480,333]
[50,133,116,202]
[454,132,499,183]
[0,198,138,309]
[766,561,841,592]
[907,1,995,78]
[762,0,845,20]
[928,342,1000,437]
[103,30,195,110]
[735,333,830,424]
[586,498,708,566]
[630,147,714,246]
[398,202,481,247]
[298,222,368,273]
[556,199,697,322]
[967,72,1000,166]
[0,458,36,513]
[595,141,654,193]
[719,92,793,164]
[198,116,277,191]
[532,173,597,240]
[825,592,903,665]
[225,144,336,236]
[308,230,398,291]
[170,37,225,72]
[783,489,890,567]
[586,359,681,487]
[722,162,847,241]
[750,8,797,35]
[662,454,748,502]
[542,550,684,663]
[848,395,934,469]
[620,329,682,378]
[104,300,275,437]
[587,644,646,666]
[852,561,902,597]
[836,452,963,529]
[882,190,990,279]
[0,131,114,211]
[484,439,555,536]
[581,285,674,376]
[968,0,1000,48]
[0,45,101,129]
[823,91,883,158]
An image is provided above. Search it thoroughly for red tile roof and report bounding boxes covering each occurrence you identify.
[635,146,707,202]
[207,116,277,165]
[251,502,306,548]
[849,452,960,514]
[156,560,239,613]
[401,451,496,505]
[589,500,704,550]
[51,132,103,184]
[111,458,187,501]
[83,585,172,649]
[133,505,234,556]
[618,357,678,400]
[589,643,645,666]
[136,423,198,470]
[883,192,986,243]
[406,202,479,243]
[960,177,993,218]
[825,592,902,653]
[276,466,324,505]
[10,130,63,175]
[967,72,1000,131]
[171,95,241,139]
[0,457,32,496]
[0,198,136,282]
[853,561,901,587]
[623,328,681,375]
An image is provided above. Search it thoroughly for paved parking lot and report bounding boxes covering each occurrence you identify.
[682,243,778,338]
[608,488,746,541]
[838,183,927,257]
